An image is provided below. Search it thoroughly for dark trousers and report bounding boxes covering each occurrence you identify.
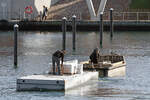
[52,56,61,75]
[42,14,45,20]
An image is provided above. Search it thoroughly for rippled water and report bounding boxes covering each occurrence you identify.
[0,31,150,100]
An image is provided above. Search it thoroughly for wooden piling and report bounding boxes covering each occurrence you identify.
[100,12,103,46]
[110,8,114,38]
[14,24,19,66]
[62,17,67,50]
[72,15,76,51]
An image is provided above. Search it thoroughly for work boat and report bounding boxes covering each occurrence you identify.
[81,54,126,77]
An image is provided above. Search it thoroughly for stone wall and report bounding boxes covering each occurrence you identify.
[47,0,132,20]
[51,0,60,5]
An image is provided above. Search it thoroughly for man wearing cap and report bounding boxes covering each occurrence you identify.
[90,48,100,64]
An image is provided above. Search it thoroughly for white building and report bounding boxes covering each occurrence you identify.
[0,0,59,20]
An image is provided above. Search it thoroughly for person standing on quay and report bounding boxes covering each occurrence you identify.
[42,6,48,20]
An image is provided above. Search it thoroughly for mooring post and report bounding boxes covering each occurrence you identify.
[40,11,42,21]
[72,15,76,51]
[14,24,19,67]
[110,8,114,38]
[62,17,67,50]
[100,12,103,46]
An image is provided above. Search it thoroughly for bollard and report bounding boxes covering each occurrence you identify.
[62,17,67,50]
[72,15,76,51]
[110,8,114,38]
[19,9,21,20]
[24,12,26,20]
[14,24,19,66]
[40,11,42,21]
[100,12,103,46]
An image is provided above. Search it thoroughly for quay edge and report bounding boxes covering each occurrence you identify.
[1,20,150,31]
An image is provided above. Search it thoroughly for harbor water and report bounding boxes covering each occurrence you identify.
[0,31,150,100]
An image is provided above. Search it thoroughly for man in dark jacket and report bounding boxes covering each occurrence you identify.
[90,48,100,64]
[52,50,66,75]
[42,6,48,20]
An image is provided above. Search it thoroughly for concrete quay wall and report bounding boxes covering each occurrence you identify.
[1,20,150,31]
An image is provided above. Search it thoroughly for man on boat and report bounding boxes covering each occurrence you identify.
[90,48,100,64]
[51,50,66,75]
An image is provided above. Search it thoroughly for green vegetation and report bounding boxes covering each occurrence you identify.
[130,0,150,9]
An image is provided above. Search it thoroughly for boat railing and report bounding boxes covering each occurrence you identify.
[98,55,124,63]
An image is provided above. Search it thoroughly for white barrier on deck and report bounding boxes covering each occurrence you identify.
[49,60,83,74]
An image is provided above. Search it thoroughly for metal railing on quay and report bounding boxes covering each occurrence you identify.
[103,12,150,21]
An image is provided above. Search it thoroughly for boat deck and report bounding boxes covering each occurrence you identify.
[17,71,98,91]
[81,55,126,77]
